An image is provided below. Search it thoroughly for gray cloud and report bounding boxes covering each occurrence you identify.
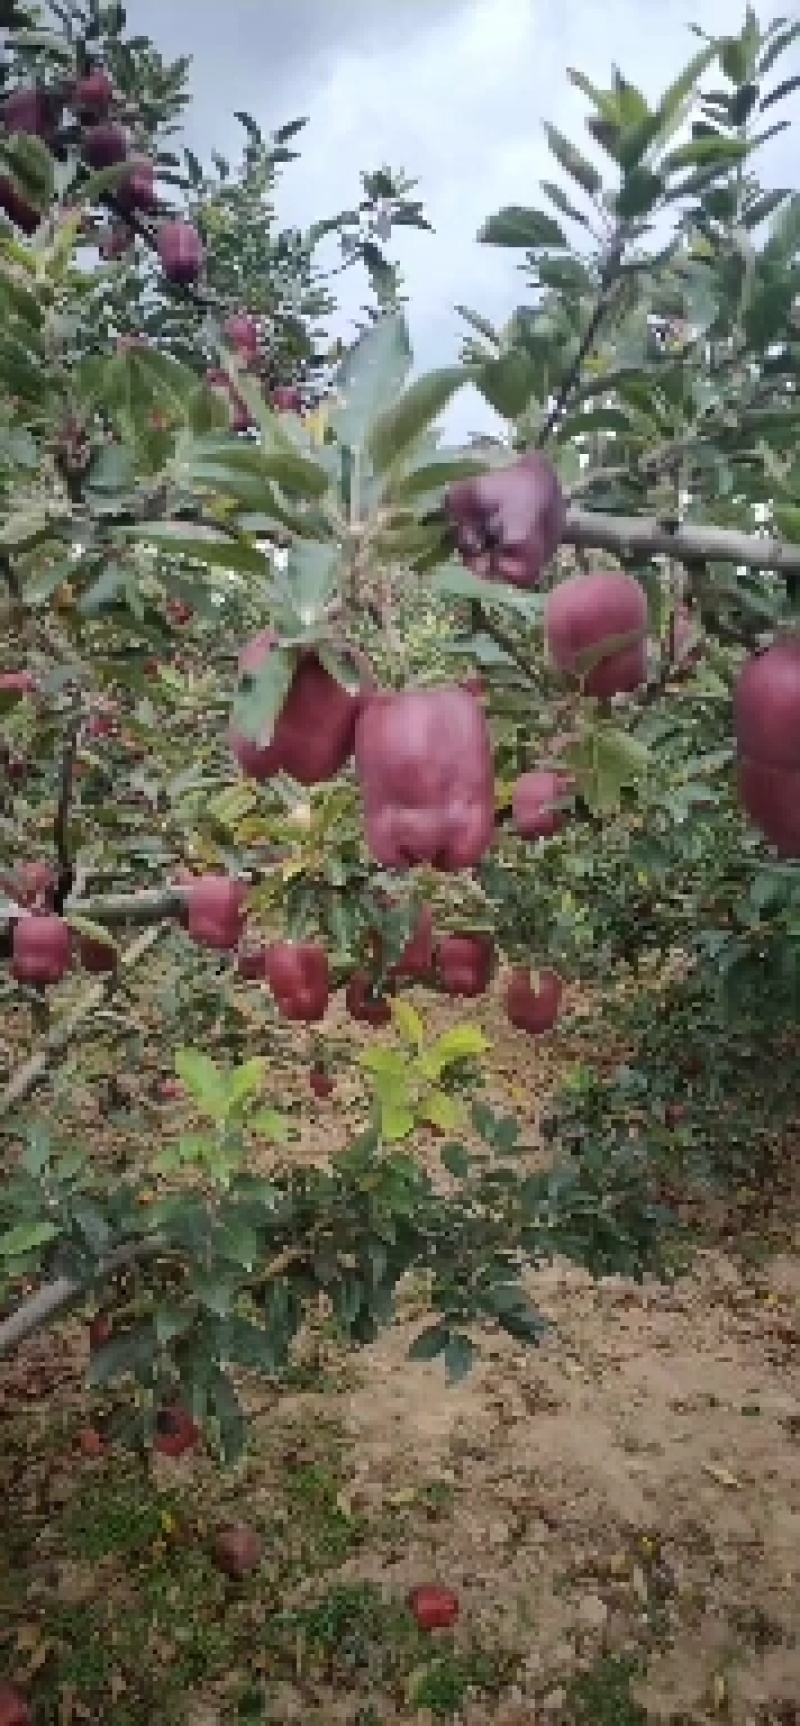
[123,0,800,441]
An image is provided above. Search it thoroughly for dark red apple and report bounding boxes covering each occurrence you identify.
[512,769,574,840]
[0,179,39,232]
[72,69,114,117]
[505,966,563,1035]
[545,572,648,698]
[0,1682,32,1724]
[157,218,204,285]
[3,86,53,136]
[735,637,800,768]
[346,972,393,1025]
[309,1065,334,1099]
[407,1585,459,1631]
[436,933,494,997]
[153,1404,199,1458]
[82,121,128,169]
[447,451,566,589]
[11,914,72,985]
[116,161,158,214]
[186,875,247,950]
[212,1523,264,1577]
[272,386,302,413]
[224,312,259,356]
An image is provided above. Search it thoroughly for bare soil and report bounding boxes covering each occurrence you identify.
[2,973,798,1723]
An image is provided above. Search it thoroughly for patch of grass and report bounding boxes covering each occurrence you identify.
[566,1653,648,1725]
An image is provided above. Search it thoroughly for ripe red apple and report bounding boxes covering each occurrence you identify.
[381,902,435,983]
[167,598,193,626]
[734,638,800,856]
[665,1103,685,1129]
[72,69,114,117]
[186,876,247,950]
[505,966,563,1035]
[272,386,302,414]
[78,1426,109,1459]
[264,941,330,1023]
[8,862,55,908]
[153,1404,199,1458]
[735,637,800,768]
[158,1079,185,1103]
[157,218,204,285]
[89,1314,112,1349]
[3,86,53,136]
[309,1065,334,1099]
[82,121,128,169]
[407,1585,459,1632]
[99,221,134,259]
[0,1682,32,1725]
[447,450,566,589]
[79,935,117,974]
[12,914,72,986]
[0,671,37,698]
[212,1523,264,1577]
[224,312,259,356]
[512,768,575,840]
[117,161,158,215]
[230,633,359,786]
[346,971,393,1025]
[545,572,648,698]
[236,944,269,980]
[436,933,494,997]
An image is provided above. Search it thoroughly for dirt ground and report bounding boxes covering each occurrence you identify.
[2,970,799,1722]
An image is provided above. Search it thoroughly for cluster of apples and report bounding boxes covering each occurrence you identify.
[1,71,205,283]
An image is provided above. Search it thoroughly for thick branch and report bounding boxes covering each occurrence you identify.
[0,1233,169,1353]
[563,507,800,573]
[0,922,167,1115]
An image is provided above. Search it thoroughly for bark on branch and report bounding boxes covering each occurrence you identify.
[563,507,800,573]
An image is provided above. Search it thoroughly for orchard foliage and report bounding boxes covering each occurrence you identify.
[1,0,800,1485]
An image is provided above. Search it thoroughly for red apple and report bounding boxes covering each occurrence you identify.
[236,944,269,980]
[11,914,72,986]
[407,1585,459,1632]
[72,69,114,117]
[157,218,204,285]
[212,1523,264,1577]
[272,386,302,414]
[78,1426,109,1459]
[0,1682,32,1725]
[89,1314,112,1350]
[153,1404,199,1458]
[436,933,494,997]
[735,637,800,768]
[224,312,259,356]
[82,121,128,169]
[512,768,574,840]
[505,966,563,1035]
[309,1065,334,1099]
[0,671,37,699]
[346,972,393,1025]
[186,876,247,950]
[545,572,648,698]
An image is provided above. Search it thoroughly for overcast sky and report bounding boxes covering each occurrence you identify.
[122,0,800,440]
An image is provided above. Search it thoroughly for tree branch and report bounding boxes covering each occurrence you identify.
[0,1232,169,1353]
[563,507,800,573]
[0,922,167,1115]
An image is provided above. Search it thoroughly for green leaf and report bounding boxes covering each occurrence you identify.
[423,1023,489,1078]
[444,1333,477,1384]
[540,180,589,227]
[543,123,603,196]
[64,915,119,957]
[390,997,425,1049]
[367,365,466,473]
[455,303,500,345]
[332,311,413,451]
[474,350,539,420]
[440,1141,472,1179]
[123,524,272,578]
[567,724,650,814]
[175,1048,229,1119]
[249,1108,289,1141]
[615,167,665,221]
[478,205,568,248]
[420,1089,462,1133]
[0,1220,58,1258]
[231,643,294,749]
[281,539,340,624]
[380,1102,417,1142]
[385,454,494,506]
[407,1322,449,1362]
